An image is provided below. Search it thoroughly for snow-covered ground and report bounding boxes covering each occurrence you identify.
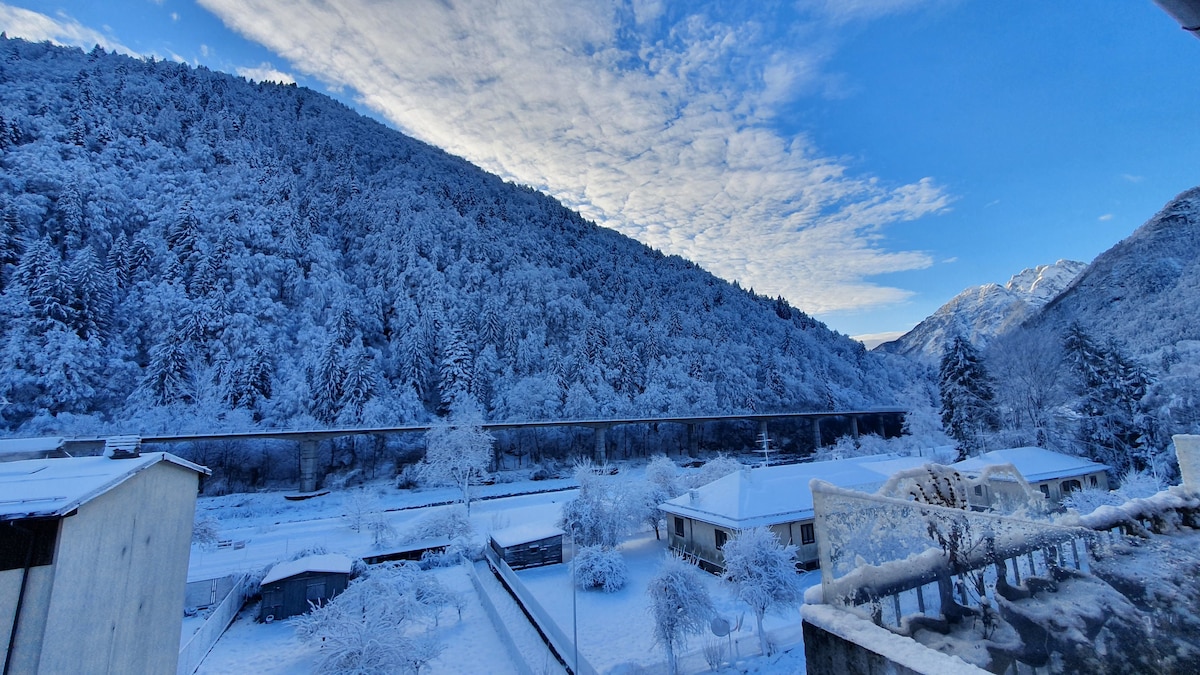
[188,467,816,674]
[516,531,819,673]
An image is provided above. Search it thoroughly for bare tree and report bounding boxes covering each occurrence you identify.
[721,527,802,655]
[416,405,493,515]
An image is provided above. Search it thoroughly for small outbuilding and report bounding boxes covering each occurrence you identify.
[259,553,353,621]
[489,525,564,570]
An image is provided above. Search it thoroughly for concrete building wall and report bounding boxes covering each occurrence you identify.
[0,565,55,673]
[35,461,199,675]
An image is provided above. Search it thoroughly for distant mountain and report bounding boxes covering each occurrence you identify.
[0,38,918,438]
[877,260,1086,366]
[1029,187,1200,360]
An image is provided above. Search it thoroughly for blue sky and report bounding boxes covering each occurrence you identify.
[3,1,1198,343]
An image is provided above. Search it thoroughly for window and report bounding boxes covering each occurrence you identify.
[1089,476,1098,488]
[0,519,58,571]
[1062,479,1082,494]
[714,530,728,550]
[973,485,983,497]
[1039,484,1050,497]
[306,579,326,602]
[800,523,815,545]
[674,517,685,538]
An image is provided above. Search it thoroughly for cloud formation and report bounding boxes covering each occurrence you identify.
[30,0,951,315]
[0,3,135,56]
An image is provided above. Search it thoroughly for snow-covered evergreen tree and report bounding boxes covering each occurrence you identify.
[938,335,999,458]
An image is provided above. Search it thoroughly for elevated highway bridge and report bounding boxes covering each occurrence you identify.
[52,408,905,493]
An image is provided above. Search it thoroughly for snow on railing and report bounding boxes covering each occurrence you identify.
[483,546,599,675]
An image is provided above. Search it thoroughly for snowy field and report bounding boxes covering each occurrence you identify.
[188,468,815,674]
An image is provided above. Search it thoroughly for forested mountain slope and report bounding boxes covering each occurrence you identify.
[0,38,915,436]
[878,260,1084,366]
[1031,187,1200,358]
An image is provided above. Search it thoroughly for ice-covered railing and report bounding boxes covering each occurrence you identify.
[811,478,1096,620]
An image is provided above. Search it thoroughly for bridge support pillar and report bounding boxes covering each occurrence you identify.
[594,425,608,464]
[299,440,320,493]
[850,416,860,439]
[812,418,822,449]
[687,424,699,458]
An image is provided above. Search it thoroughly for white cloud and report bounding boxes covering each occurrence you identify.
[235,62,295,85]
[0,3,136,56]
[852,331,908,349]
[171,11,179,21]
[1098,213,1114,221]
[196,0,949,313]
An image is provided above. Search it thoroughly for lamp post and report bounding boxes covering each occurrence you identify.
[571,526,578,674]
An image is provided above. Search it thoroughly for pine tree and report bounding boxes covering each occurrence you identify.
[1063,323,1152,473]
[938,336,999,457]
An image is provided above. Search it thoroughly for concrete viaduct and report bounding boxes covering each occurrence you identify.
[58,409,905,493]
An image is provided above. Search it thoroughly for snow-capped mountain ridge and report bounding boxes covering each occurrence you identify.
[877,260,1086,365]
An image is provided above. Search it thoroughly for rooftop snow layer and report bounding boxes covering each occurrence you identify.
[490,524,565,548]
[0,452,209,521]
[659,454,929,529]
[952,447,1107,483]
[262,553,354,585]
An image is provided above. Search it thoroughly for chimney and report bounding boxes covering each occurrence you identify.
[105,435,142,459]
[688,489,699,504]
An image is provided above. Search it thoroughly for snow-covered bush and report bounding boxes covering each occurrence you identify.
[720,527,802,655]
[648,554,714,675]
[1061,487,1121,515]
[291,562,449,674]
[682,455,742,490]
[192,515,220,548]
[644,455,680,498]
[405,506,475,543]
[573,545,628,593]
[560,461,631,547]
[1115,468,1165,500]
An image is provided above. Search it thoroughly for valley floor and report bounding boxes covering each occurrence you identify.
[187,467,813,674]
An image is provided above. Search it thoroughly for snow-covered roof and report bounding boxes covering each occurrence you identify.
[659,454,929,530]
[952,447,1108,484]
[0,436,65,459]
[490,524,565,548]
[0,452,210,521]
[262,553,354,585]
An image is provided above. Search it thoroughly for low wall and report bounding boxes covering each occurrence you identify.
[802,604,986,675]
[484,547,599,675]
[467,562,535,675]
[177,574,248,675]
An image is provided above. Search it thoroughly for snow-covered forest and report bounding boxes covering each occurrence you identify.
[0,37,919,448]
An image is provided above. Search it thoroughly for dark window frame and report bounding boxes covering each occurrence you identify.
[674,517,685,538]
[800,523,815,545]
[714,529,728,550]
